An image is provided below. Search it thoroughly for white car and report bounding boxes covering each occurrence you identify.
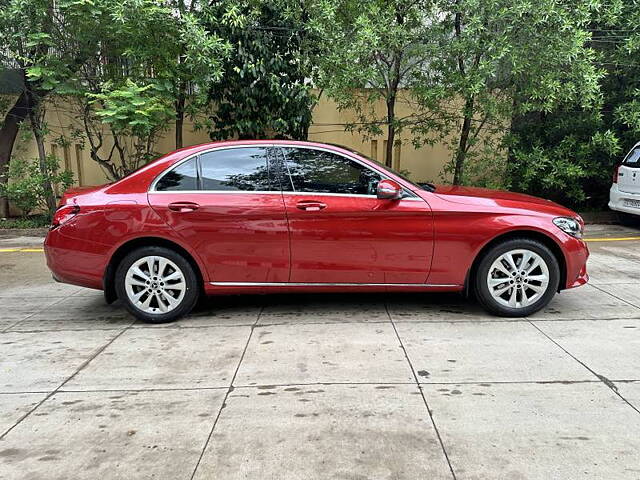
[610,142,640,225]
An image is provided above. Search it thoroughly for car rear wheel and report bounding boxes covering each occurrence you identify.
[474,238,560,317]
[617,212,640,227]
[115,246,199,323]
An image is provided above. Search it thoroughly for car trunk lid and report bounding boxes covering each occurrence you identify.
[58,184,108,206]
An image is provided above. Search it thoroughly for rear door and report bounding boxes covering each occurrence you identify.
[148,146,290,283]
[619,144,640,194]
[275,146,433,284]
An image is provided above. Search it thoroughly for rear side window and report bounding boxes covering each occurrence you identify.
[155,157,198,191]
[624,147,640,166]
[200,147,272,191]
[281,147,382,195]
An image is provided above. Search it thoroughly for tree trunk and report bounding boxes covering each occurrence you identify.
[453,96,474,185]
[0,91,31,218]
[385,48,402,169]
[386,96,396,168]
[27,102,57,216]
[175,82,186,149]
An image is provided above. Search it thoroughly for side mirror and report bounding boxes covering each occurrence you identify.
[377,179,403,200]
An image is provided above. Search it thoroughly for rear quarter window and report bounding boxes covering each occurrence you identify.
[623,147,640,166]
[155,157,198,191]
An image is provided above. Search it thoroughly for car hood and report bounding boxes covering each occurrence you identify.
[434,185,556,205]
[428,184,577,216]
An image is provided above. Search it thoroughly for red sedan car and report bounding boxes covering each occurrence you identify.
[45,140,589,323]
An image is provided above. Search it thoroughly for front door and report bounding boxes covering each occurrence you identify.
[148,146,290,283]
[275,146,433,284]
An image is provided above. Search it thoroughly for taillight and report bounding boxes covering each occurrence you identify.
[50,204,80,230]
[613,164,620,183]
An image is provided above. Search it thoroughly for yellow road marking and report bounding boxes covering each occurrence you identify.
[0,247,44,252]
[584,236,640,242]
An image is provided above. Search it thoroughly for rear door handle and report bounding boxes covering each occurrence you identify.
[296,200,327,212]
[168,201,200,212]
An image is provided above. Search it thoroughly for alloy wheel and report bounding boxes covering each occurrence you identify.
[124,255,186,314]
[486,249,550,309]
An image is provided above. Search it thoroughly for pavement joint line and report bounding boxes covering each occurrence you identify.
[6,325,136,334]
[529,320,640,416]
[0,325,131,440]
[5,379,640,397]
[589,283,640,310]
[233,381,418,388]
[1,295,72,333]
[128,322,256,329]
[189,307,263,480]
[385,300,458,480]
[4,315,640,335]
[55,386,231,393]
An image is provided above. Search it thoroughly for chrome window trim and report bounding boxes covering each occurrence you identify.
[210,281,460,288]
[149,190,424,201]
[149,142,421,200]
[280,191,424,201]
[150,190,282,195]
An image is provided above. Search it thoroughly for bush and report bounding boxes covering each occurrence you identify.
[506,110,622,210]
[0,214,51,229]
[0,155,74,217]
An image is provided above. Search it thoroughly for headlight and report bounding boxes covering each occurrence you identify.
[553,217,583,238]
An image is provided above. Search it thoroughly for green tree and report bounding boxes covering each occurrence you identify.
[63,0,190,178]
[0,154,73,217]
[201,0,316,140]
[313,0,434,167]
[411,0,603,185]
[0,0,100,215]
[506,0,640,209]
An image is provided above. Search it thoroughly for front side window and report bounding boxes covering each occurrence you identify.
[282,147,382,195]
[200,147,272,191]
[155,157,198,191]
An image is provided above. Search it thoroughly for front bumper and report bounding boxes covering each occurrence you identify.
[560,232,589,290]
[609,184,640,216]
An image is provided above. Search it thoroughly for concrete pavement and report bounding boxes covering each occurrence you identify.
[1,225,639,479]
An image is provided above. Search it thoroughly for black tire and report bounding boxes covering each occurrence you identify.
[474,238,560,317]
[115,246,199,323]
[617,212,640,228]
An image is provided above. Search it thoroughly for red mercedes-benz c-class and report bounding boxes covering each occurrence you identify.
[45,140,589,323]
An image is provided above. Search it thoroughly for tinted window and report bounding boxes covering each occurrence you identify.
[200,148,272,191]
[282,148,382,195]
[155,157,198,191]
[624,147,640,166]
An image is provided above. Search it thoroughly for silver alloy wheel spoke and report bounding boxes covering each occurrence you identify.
[487,249,550,310]
[125,255,186,315]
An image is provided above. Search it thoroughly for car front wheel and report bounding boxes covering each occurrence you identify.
[474,238,560,317]
[115,246,199,323]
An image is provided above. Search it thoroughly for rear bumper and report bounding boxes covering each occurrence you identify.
[609,184,640,216]
[44,227,107,291]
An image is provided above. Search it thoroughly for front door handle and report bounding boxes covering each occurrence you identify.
[296,200,327,212]
[168,201,200,212]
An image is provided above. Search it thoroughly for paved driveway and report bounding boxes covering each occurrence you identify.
[1,225,640,479]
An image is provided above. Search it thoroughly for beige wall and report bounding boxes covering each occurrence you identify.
[4,91,455,198]
[307,94,454,183]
